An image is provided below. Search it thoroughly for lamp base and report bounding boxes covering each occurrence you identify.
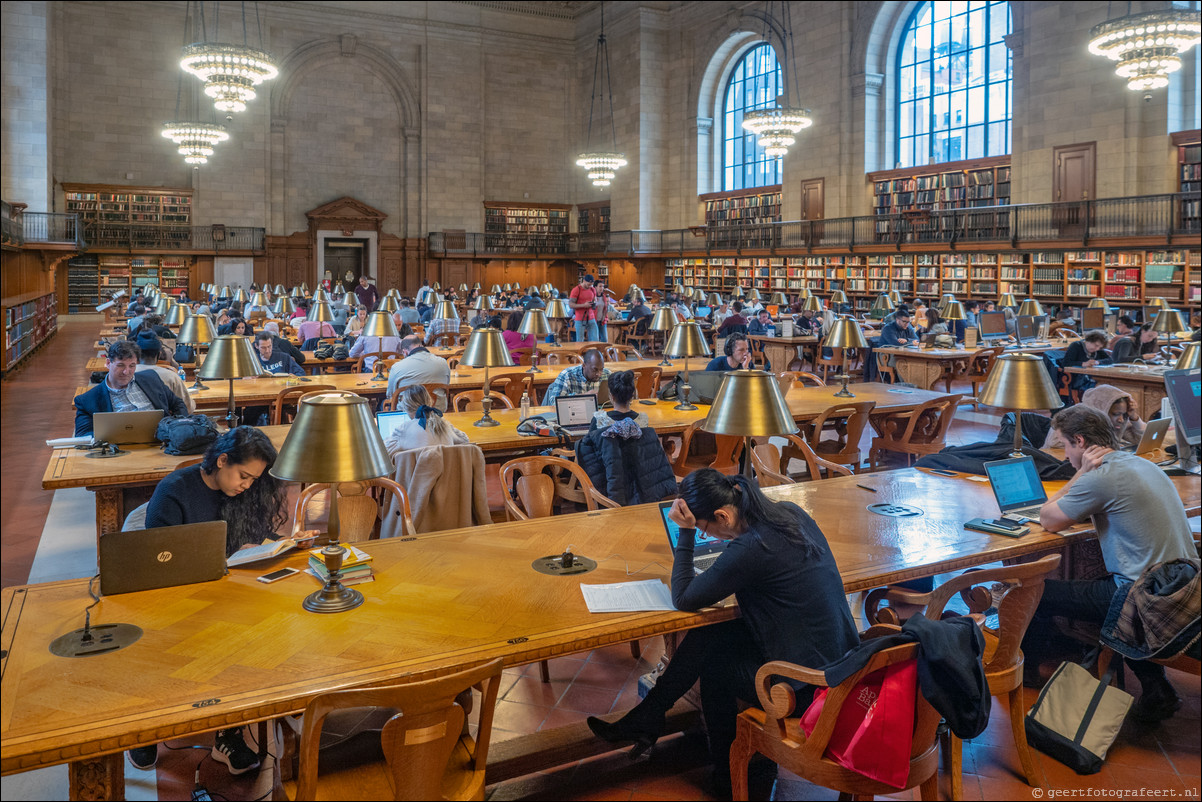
[526,365,543,373]
[658,358,673,367]
[302,581,364,614]
[189,379,210,391]
[832,388,856,398]
[474,416,500,427]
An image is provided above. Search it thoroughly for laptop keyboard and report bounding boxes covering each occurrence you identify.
[694,553,721,573]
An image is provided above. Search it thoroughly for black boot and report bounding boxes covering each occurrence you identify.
[586,698,666,760]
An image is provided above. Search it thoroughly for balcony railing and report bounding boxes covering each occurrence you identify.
[80,224,266,252]
[1,200,22,246]
[428,192,1200,257]
[23,212,85,247]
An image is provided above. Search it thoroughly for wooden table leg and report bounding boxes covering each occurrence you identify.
[94,487,124,539]
[892,357,941,390]
[69,753,124,801]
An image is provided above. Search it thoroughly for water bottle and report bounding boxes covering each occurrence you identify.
[520,390,530,420]
[178,366,187,384]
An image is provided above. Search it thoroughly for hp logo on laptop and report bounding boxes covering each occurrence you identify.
[157,551,173,563]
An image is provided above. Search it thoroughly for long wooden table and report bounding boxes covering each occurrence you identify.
[46,384,954,539]
[1062,363,1171,420]
[6,469,1200,799]
[875,342,1058,390]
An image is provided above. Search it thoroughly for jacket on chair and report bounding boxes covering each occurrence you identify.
[575,418,678,506]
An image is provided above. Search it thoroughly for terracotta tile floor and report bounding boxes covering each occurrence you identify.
[4,321,1198,800]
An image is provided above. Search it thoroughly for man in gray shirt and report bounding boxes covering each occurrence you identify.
[1025,405,1195,722]
[386,335,451,411]
[397,298,421,326]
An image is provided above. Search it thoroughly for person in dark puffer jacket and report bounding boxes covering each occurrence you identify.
[575,371,677,505]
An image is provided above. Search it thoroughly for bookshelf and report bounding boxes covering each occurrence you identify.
[65,255,193,313]
[62,183,192,248]
[868,156,1011,242]
[577,201,611,234]
[2,291,57,373]
[699,186,782,250]
[1175,131,1200,233]
[483,201,571,253]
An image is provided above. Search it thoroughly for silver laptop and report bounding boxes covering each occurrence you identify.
[659,501,726,574]
[982,456,1048,519]
[680,370,726,405]
[98,521,228,595]
[1126,417,1171,455]
[554,394,598,435]
[376,410,409,440]
[93,410,165,445]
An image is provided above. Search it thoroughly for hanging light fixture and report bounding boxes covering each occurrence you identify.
[1088,5,1201,93]
[741,1,812,157]
[576,2,627,188]
[180,1,279,114]
[162,4,228,165]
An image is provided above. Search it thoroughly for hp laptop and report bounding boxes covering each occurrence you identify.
[982,456,1048,519]
[92,410,165,445]
[98,521,228,595]
[1126,417,1172,455]
[554,394,599,435]
[658,501,727,574]
[376,410,410,440]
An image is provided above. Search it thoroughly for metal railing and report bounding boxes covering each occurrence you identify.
[2,200,24,246]
[23,212,84,247]
[80,225,266,252]
[428,192,1200,257]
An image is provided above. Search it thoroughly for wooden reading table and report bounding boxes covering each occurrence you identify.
[1062,363,1172,421]
[875,342,1058,390]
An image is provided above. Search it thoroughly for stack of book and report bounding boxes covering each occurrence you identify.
[306,544,374,586]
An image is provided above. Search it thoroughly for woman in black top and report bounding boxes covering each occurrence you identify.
[1110,324,1160,363]
[587,469,858,792]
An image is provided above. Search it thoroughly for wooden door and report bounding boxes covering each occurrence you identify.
[800,177,824,245]
[1053,142,1095,236]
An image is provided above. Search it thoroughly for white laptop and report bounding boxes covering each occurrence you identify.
[376,410,410,440]
[1126,417,1171,456]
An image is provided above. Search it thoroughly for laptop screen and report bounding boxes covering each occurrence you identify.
[1016,315,1037,343]
[658,502,720,548]
[376,410,409,440]
[555,394,597,428]
[983,457,1047,510]
[1080,307,1105,331]
[978,311,1007,339]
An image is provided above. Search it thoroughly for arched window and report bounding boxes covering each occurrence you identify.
[722,43,783,191]
[897,1,1012,168]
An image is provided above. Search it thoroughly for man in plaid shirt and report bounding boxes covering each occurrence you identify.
[542,349,609,405]
[423,312,461,346]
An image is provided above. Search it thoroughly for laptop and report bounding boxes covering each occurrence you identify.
[982,456,1048,519]
[658,501,727,574]
[98,521,228,595]
[376,410,409,440]
[680,370,727,405]
[1126,417,1172,455]
[554,394,599,435]
[92,410,165,445]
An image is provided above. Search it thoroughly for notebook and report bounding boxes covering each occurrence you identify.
[554,394,599,435]
[659,501,726,574]
[92,410,164,445]
[98,521,228,595]
[982,456,1048,518]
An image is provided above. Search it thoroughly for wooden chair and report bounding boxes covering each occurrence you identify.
[428,332,459,348]
[1050,329,1082,341]
[729,626,942,802]
[625,317,656,355]
[509,347,534,366]
[628,365,663,400]
[605,344,642,362]
[862,554,1062,800]
[499,455,617,521]
[280,658,503,802]
[489,373,536,408]
[963,346,1004,402]
[765,434,852,482]
[870,394,962,469]
[874,350,899,384]
[670,419,744,478]
[270,384,336,425]
[291,477,415,542]
[813,337,846,384]
[547,352,584,366]
[452,390,514,412]
[749,442,794,487]
[782,370,825,387]
[775,371,796,397]
[353,350,400,374]
[386,383,450,413]
[793,400,875,474]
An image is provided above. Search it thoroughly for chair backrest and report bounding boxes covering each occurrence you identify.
[292,477,415,542]
[966,346,1004,378]
[510,347,534,366]
[292,658,504,802]
[879,394,961,449]
[807,400,876,455]
[271,384,336,425]
[354,350,401,373]
[499,455,609,520]
[452,389,514,412]
[749,442,794,487]
[783,370,826,387]
[780,433,852,481]
[629,366,663,399]
[671,419,744,476]
[874,350,897,382]
[547,352,584,366]
[487,373,535,407]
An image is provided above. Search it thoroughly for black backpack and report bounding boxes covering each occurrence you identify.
[156,414,219,456]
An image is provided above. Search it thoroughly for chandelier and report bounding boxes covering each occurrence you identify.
[180,2,278,114]
[742,1,812,157]
[576,2,626,188]
[1088,7,1201,92]
[161,121,230,164]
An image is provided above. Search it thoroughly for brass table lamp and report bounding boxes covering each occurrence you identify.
[248,291,267,309]
[164,303,189,327]
[271,391,394,614]
[1087,297,1111,310]
[796,287,812,300]
[459,283,469,293]
[977,353,1063,457]
[664,321,712,411]
[154,296,173,316]
[386,288,402,300]
[942,299,966,322]
[432,300,457,321]
[732,286,745,299]
[519,309,551,373]
[362,311,400,381]
[177,313,217,390]
[378,295,401,315]
[290,286,304,299]
[802,295,824,313]
[273,284,285,295]
[1151,308,1187,339]
[460,328,514,426]
[544,299,572,346]
[770,292,788,308]
[706,292,722,307]
[827,316,869,397]
[503,283,513,292]
[1176,341,1200,370]
[307,301,335,323]
[746,289,762,302]
[490,284,502,294]
[829,289,848,307]
[650,307,678,366]
[474,296,495,312]
[301,282,311,294]
[218,285,232,299]
[1147,297,1170,309]
[887,289,903,306]
[341,291,357,307]
[233,288,249,304]
[1018,299,1045,317]
[473,282,481,290]
[273,296,295,318]
[312,289,330,304]
[998,292,1017,309]
[196,334,267,428]
[703,369,798,478]
[871,293,894,315]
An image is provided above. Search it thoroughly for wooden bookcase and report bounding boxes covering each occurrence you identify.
[577,201,611,234]
[1173,130,1201,232]
[2,290,57,373]
[483,201,570,253]
[62,183,192,249]
[65,254,193,314]
[699,186,782,250]
[868,156,1011,242]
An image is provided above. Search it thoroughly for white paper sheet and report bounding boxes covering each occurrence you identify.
[47,436,94,448]
[580,579,675,613]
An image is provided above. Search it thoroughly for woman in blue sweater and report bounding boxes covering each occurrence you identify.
[587,469,858,794]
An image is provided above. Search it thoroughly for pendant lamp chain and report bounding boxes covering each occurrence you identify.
[162,2,228,166]
[742,0,812,157]
[576,2,627,188]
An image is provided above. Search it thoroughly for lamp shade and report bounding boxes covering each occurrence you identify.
[1087,298,1111,310]
[519,309,551,338]
[233,288,249,304]
[1150,308,1187,335]
[871,293,894,312]
[691,288,706,302]
[490,284,502,294]
[460,328,514,368]
[177,313,217,345]
[218,286,231,299]
[706,293,722,307]
[940,293,956,306]
[746,289,762,301]
[362,311,399,339]
[273,297,295,317]
[977,353,1063,411]
[307,301,335,322]
[673,283,686,295]
[270,392,393,484]
[1148,298,1170,309]
[164,304,189,327]
[732,286,745,298]
[664,321,712,358]
[770,292,788,307]
[1175,341,1200,370]
[387,288,402,300]
[249,292,267,308]
[378,296,400,314]
[796,287,812,300]
[1018,299,1045,317]
[829,290,848,305]
[313,289,331,304]
[459,283,469,293]
[274,284,285,295]
[154,297,173,316]
[887,290,903,305]
[826,316,869,349]
[650,307,677,331]
[942,300,966,321]
[432,282,441,291]
[802,295,824,312]
[999,293,1017,308]
[473,282,481,290]
[291,286,305,298]
[433,300,457,320]
[502,283,513,292]
[196,335,267,380]
[341,292,357,307]
[545,299,572,319]
[474,296,495,311]
[703,370,798,438]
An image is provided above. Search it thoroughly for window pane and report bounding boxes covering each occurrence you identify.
[968,48,985,87]
[966,124,985,159]
[900,65,915,101]
[900,101,914,138]
[721,43,783,191]
[950,0,969,17]
[967,84,986,124]
[933,93,950,131]
[988,80,1008,121]
[915,96,930,134]
[969,9,987,48]
[932,1,951,22]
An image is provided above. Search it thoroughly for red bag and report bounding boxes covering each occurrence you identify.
[799,658,917,789]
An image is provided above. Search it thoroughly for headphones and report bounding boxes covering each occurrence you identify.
[724,333,748,357]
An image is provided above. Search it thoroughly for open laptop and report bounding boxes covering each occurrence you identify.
[98,521,228,595]
[554,394,599,435]
[679,370,726,405]
[982,456,1048,519]
[92,410,164,445]
[1125,417,1172,455]
[376,410,409,440]
[658,501,726,574]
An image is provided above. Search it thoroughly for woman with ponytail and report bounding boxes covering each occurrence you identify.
[383,385,468,458]
[588,468,858,795]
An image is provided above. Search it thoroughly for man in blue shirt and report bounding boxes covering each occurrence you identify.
[747,309,776,338]
[543,349,609,405]
[879,306,918,347]
[253,332,305,376]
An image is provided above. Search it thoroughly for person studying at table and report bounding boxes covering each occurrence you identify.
[134,332,194,413]
[587,469,858,797]
[74,340,188,437]
[253,331,305,376]
[386,334,451,411]
[383,385,469,457]
[706,332,752,371]
[128,426,288,775]
[879,305,918,347]
[1028,405,1195,722]
[542,349,609,405]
